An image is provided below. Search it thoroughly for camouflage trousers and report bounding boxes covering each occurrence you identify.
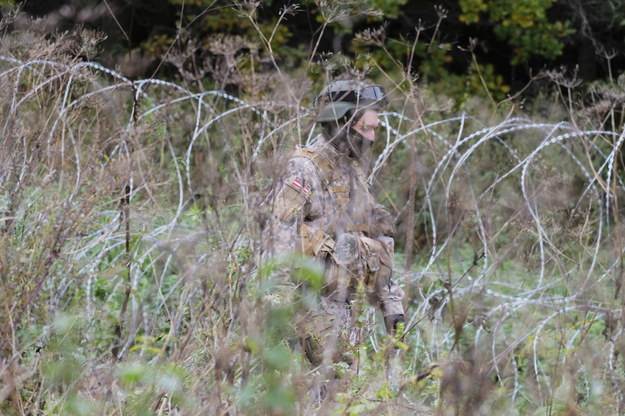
[300,232,401,367]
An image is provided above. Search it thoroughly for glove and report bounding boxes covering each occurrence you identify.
[384,314,405,335]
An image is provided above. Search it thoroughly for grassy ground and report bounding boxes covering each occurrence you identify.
[1,28,625,415]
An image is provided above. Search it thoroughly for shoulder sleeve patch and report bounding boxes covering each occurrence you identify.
[285,176,312,197]
[273,176,310,223]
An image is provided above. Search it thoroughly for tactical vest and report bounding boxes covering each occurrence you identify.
[294,147,395,297]
[294,147,374,258]
[294,147,373,232]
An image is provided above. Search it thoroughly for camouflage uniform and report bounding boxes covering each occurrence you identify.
[262,134,405,366]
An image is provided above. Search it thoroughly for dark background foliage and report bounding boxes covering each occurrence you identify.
[12,0,625,90]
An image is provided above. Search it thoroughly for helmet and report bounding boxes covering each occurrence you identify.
[315,79,388,122]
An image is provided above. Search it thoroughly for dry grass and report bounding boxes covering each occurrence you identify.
[1,22,625,416]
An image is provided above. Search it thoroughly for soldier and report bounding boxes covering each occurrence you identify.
[261,78,405,367]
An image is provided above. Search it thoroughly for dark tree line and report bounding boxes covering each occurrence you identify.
[9,0,625,95]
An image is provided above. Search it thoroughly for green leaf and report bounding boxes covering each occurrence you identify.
[116,363,147,386]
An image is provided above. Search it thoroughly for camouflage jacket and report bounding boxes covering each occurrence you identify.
[261,134,404,317]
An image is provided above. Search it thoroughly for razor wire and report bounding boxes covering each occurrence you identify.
[2,56,625,407]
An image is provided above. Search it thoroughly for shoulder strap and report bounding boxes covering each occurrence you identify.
[293,147,335,184]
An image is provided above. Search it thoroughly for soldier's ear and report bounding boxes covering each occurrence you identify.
[346,109,366,128]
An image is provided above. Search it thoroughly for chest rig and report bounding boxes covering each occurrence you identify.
[294,147,373,236]
[294,147,392,303]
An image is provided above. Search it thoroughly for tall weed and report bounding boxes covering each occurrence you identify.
[1,20,625,416]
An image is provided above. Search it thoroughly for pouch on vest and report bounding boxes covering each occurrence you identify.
[358,236,394,289]
[299,223,336,257]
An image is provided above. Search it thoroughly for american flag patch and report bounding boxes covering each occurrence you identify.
[287,176,311,197]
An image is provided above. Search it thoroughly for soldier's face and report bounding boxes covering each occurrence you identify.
[352,110,379,143]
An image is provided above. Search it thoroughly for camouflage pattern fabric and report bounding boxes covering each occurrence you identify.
[261,134,405,366]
